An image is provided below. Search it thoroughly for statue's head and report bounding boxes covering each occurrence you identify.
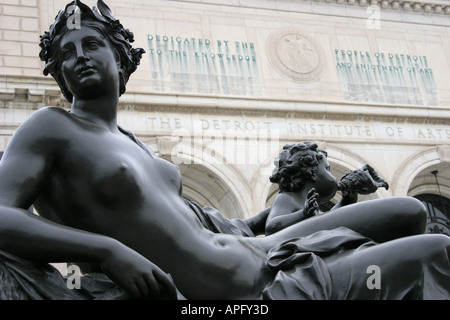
[39,0,145,103]
[270,141,328,193]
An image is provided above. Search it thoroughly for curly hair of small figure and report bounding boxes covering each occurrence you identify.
[39,0,145,102]
[270,142,327,193]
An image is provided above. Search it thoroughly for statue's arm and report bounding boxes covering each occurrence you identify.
[332,192,359,210]
[244,207,271,236]
[0,203,176,298]
[0,110,107,260]
[333,164,389,210]
[0,109,176,299]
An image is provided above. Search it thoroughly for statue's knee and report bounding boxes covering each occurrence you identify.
[387,197,427,235]
[406,196,426,218]
[401,197,427,230]
[413,199,427,232]
[424,234,450,258]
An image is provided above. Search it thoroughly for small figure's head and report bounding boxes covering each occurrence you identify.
[39,0,145,103]
[270,142,337,200]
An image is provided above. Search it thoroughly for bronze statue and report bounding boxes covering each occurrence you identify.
[265,142,390,235]
[0,1,448,300]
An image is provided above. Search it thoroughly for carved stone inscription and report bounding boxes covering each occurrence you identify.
[118,109,450,143]
[147,35,261,96]
[335,50,438,106]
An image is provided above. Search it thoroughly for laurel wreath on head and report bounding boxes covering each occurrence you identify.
[39,0,144,74]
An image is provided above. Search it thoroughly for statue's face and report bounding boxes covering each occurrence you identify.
[314,154,338,202]
[59,26,120,100]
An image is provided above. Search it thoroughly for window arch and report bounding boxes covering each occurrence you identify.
[178,162,246,220]
[414,193,450,236]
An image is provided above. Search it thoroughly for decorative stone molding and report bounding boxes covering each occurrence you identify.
[0,75,68,108]
[266,28,327,83]
[1,75,449,124]
[312,0,450,14]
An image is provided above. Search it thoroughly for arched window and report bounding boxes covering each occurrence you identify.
[414,194,450,236]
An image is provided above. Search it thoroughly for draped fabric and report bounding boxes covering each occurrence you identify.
[262,226,376,300]
[184,199,255,237]
[0,250,125,300]
[262,227,450,300]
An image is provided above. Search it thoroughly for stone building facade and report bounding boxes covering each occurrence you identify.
[1,0,449,234]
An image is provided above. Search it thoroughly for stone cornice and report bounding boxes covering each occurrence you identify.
[1,75,449,124]
[175,0,450,15]
[324,0,450,14]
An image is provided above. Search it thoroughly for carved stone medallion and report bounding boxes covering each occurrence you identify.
[267,28,326,82]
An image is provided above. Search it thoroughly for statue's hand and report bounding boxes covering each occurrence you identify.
[304,188,319,218]
[100,241,178,300]
[338,164,389,196]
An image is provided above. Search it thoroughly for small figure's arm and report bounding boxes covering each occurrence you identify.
[265,188,319,235]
